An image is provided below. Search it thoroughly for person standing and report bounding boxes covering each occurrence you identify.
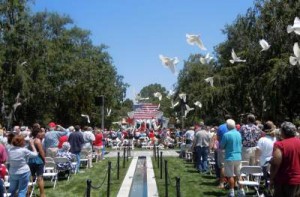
[44,122,68,156]
[8,135,38,197]
[270,122,300,197]
[193,124,210,173]
[93,128,103,162]
[216,115,231,188]
[239,114,262,165]
[0,142,7,197]
[28,127,46,197]
[68,125,84,173]
[220,119,244,197]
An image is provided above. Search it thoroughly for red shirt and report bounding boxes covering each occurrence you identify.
[93,133,103,146]
[274,137,300,185]
[149,132,154,139]
[58,135,68,149]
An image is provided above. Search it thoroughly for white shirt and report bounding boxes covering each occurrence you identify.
[256,135,275,166]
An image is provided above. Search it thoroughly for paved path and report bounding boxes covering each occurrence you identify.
[105,149,179,158]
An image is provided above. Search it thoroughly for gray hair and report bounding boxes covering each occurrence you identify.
[226,119,236,130]
[280,122,296,138]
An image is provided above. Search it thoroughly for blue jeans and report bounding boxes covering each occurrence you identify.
[9,171,31,197]
[73,153,81,173]
[195,146,209,172]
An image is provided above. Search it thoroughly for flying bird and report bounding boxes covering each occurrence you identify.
[81,114,90,123]
[159,55,179,74]
[259,39,271,51]
[20,61,27,66]
[289,42,300,66]
[287,17,300,35]
[186,34,207,50]
[170,100,179,109]
[179,93,186,103]
[229,49,246,64]
[194,101,202,108]
[106,108,112,117]
[154,92,162,101]
[204,77,214,87]
[200,53,213,64]
[184,104,194,118]
[166,89,175,99]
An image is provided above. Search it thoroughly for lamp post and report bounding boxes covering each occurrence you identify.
[101,95,105,131]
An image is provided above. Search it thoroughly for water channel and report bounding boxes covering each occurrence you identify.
[129,156,148,197]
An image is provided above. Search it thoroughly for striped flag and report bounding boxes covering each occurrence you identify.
[132,103,160,119]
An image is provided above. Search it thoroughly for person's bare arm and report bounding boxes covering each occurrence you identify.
[270,147,282,187]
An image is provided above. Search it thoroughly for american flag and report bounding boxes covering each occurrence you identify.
[132,103,160,119]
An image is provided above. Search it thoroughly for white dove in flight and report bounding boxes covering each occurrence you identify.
[200,53,213,64]
[259,39,271,51]
[184,104,194,118]
[170,100,179,109]
[186,34,207,50]
[81,114,90,123]
[20,61,27,66]
[229,49,246,64]
[179,93,187,103]
[194,101,202,108]
[204,77,214,87]
[154,92,162,101]
[166,89,175,99]
[159,55,179,74]
[106,108,112,117]
[287,17,300,35]
[289,42,300,66]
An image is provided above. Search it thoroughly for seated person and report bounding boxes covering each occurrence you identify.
[56,142,76,173]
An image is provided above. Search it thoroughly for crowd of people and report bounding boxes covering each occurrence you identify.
[0,114,299,196]
[177,114,300,197]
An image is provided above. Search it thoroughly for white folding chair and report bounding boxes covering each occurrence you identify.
[238,166,263,196]
[43,161,58,188]
[54,157,72,181]
[80,150,89,169]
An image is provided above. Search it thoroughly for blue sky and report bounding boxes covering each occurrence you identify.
[31,0,254,99]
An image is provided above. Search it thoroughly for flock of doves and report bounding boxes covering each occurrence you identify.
[155,16,300,119]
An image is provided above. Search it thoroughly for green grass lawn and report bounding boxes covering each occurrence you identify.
[153,157,228,197]
[43,157,131,197]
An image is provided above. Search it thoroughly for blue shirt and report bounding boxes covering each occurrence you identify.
[217,123,228,142]
[220,129,242,161]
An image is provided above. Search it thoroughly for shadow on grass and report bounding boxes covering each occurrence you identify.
[186,169,199,173]
[203,191,227,197]
[201,174,216,179]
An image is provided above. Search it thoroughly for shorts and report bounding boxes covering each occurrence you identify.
[29,163,44,177]
[217,149,225,168]
[224,160,241,177]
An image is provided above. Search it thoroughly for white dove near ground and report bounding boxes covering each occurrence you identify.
[229,49,246,64]
[200,53,213,64]
[186,34,207,50]
[289,42,300,65]
[194,101,202,108]
[170,100,179,109]
[259,39,271,51]
[154,92,162,101]
[179,93,187,103]
[159,55,179,74]
[204,77,214,87]
[184,104,194,117]
[81,114,90,123]
[287,17,300,35]
[107,108,112,117]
